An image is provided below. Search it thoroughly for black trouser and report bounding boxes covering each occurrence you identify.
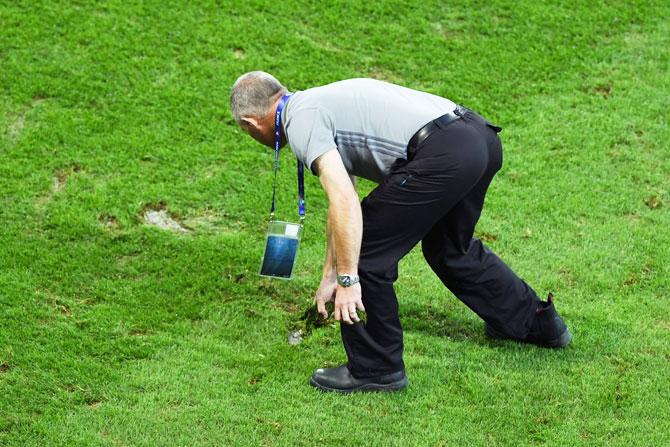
[342,110,541,378]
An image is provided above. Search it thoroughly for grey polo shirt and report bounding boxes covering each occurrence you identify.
[281,78,457,183]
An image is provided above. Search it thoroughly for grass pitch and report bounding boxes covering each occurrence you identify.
[1,1,669,445]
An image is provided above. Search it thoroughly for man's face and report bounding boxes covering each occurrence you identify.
[239,118,274,148]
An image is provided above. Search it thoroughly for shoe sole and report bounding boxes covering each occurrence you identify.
[309,376,408,394]
[485,324,573,348]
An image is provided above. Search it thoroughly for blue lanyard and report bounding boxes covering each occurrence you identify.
[271,94,306,221]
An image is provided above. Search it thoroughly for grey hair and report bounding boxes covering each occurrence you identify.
[230,71,287,123]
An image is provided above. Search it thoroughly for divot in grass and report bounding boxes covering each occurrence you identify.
[36,164,82,206]
[287,303,337,345]
[99,213,119,229]
[141,204,190,233]
[87,399,104,409]
[53,164,82,191]
[232,47,246,59]
[287,330,303,346]
[645,195,662,209]
[476,230,498,243]
[6,96,47,141]
[593,83,613,98]
[8,113,25,140]
[53,171,68,192]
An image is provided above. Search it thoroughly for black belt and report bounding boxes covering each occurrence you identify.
[408,105,468,151]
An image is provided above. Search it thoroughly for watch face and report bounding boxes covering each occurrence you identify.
[338,275,358,287]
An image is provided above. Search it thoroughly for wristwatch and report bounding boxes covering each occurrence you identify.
[337,274,360,287]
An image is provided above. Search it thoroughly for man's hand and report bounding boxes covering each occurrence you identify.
[315,273,337,319]
[334,283,365,325]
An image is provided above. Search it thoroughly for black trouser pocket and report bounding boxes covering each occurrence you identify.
[464,109,503,133]
[486,122,503,133]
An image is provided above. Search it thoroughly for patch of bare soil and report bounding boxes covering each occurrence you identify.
[140,203,189,233]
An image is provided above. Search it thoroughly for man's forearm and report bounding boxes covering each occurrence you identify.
[323,175,357,277]
[328,193,362,274]
[323,213,336,277]
[314,151,362,275]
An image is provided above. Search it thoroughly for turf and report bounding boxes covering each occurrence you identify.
[1,0,669,445]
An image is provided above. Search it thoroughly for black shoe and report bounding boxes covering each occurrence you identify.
[309,364,408,393]
[485,293,572,348]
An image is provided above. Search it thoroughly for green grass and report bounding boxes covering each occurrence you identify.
[1,0,669,445]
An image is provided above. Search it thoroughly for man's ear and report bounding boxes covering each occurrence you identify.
[240,116,260,131]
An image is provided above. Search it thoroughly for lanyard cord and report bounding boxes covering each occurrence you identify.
[271,94,306,221]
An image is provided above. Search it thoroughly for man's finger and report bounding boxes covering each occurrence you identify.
[356,300,365,312]
[340,305,352,325]
[349,306,360,323]
[334,307,341,321]
[316,298,327,319]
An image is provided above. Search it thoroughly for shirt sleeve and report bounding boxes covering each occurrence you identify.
[285,107,336,175]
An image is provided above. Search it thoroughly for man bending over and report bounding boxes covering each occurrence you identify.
[230,71,572,393]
